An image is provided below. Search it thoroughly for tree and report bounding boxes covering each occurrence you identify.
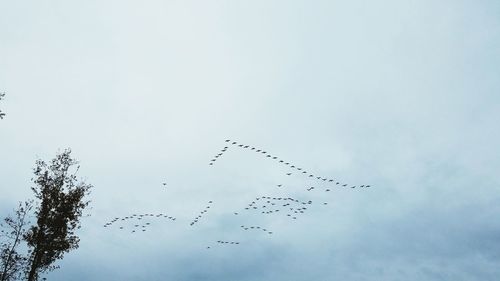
[0,201,33,281]
[0,92,5,119]
[24,149,92,281]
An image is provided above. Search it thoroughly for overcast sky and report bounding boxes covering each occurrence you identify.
[1,1,499,280]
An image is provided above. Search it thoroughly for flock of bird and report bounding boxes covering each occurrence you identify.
[189,201,213,226]
[209,139,371,190]
[240,225,273,235]
[103,213,176,233]
[238,196,313,221]
[104,139,373,249]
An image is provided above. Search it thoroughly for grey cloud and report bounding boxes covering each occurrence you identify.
[1,0,499,280]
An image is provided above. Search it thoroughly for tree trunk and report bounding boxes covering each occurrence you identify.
[26,249,41,281]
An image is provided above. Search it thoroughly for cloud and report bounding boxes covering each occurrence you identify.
[1,0,499,280]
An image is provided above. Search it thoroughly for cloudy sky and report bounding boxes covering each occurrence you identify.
[1,1,499,280]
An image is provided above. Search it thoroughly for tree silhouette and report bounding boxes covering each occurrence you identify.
[24,149,92,281]
[0,201,33,281]
[0,92,5,119]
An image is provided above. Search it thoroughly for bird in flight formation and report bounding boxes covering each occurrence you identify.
[104,138,373,250]
[211,139,371,190]
[103,213,176,233]
[190,201,214,226]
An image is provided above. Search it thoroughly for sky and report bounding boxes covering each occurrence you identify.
[1,0,499,280]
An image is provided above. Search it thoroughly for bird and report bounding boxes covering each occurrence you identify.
[286,173,292,176]
[277,184,282,187]
[162,182,167,186]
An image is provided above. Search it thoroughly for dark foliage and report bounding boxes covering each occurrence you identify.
[24,149,92,281]
[0,202,32,281]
